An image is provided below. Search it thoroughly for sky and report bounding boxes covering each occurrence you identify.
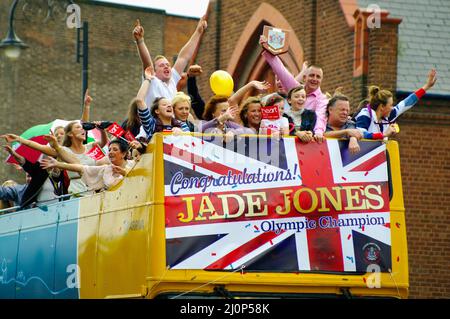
[95,0,210,18]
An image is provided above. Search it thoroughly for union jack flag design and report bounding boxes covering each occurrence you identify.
[164,136,392,273]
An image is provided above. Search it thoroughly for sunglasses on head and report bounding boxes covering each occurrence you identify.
[82,121,113,131]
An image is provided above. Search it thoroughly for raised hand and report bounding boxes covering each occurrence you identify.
[187,64,203,77]
[43,134,59,149]
[259,35,268,46]
[301,61,309,73]
[0,134,20,143]
[225,105,239,121]
[196,15,208,34]
[133,18,144,41]
[424,68,437,91]
[252,80,271,91]
[84,89,92,106]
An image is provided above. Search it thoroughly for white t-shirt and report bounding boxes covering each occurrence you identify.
[260,117,289,135]
[144,69,181,108]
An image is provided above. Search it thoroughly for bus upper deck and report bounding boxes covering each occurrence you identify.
[0,134,408,299]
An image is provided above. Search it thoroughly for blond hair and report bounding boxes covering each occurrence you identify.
[154,55,167,64]
[172,92,191,108]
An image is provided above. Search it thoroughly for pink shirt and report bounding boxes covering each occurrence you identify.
[262,51,328,135]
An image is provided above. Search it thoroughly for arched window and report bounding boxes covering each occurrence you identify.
[226,3,304,94]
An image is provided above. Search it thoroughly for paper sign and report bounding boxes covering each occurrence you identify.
[86,144,105,161]
[107,122,125,138]
[124,130,136,142]
[261,105,280,120]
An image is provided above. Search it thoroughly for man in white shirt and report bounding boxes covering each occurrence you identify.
[132,17,208,107]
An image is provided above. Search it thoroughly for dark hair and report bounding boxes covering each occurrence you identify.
[109,138,129,153]
[264,94,284,107]
[125,98,141,132]
[151,97,167,118]
[326,94,350,117]
[239,96,262,127]
[203,96,229,121]
[287,85,306,101]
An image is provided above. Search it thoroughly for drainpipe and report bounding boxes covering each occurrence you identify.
[215,0,222,70]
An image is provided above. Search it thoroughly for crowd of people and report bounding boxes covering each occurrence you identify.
[0,16,438,212]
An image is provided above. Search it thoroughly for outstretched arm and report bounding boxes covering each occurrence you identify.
[173,15,207,76]
[136,67,152,108]
[259,35,300,91]
[422,68,437,92]
[42,134,80,164]
[81,89,92,122]
[91,122,109,149]
[324,129,362,139]
[40,157,84,174]
[133,19,153,72]
[1,134,57,157]
[388,68,438,122]
[294,61,309,84]
[187,65,205,119]
[3,145,25,166]
[228,80,271,107]
[136,67,156,138]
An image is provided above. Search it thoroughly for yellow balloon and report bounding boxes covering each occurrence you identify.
[210,70,234,97]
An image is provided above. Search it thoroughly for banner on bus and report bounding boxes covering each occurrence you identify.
[163,135,392,273]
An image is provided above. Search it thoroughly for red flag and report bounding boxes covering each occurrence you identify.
[86,144,105,161]
[261,105,280,120]
[107,122,125,138]
[124,130,136,142]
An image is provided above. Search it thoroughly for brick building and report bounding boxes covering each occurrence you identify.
[194,0,450,298]
[0,0,198,180]
[0,0,449,298]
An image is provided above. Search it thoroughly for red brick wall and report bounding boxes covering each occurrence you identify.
[395,112,450,298]
[367,21,399,95]
[316,1,355,101]
[0,1,196,181]
[196,0,450,299]
[164,15,198,65]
